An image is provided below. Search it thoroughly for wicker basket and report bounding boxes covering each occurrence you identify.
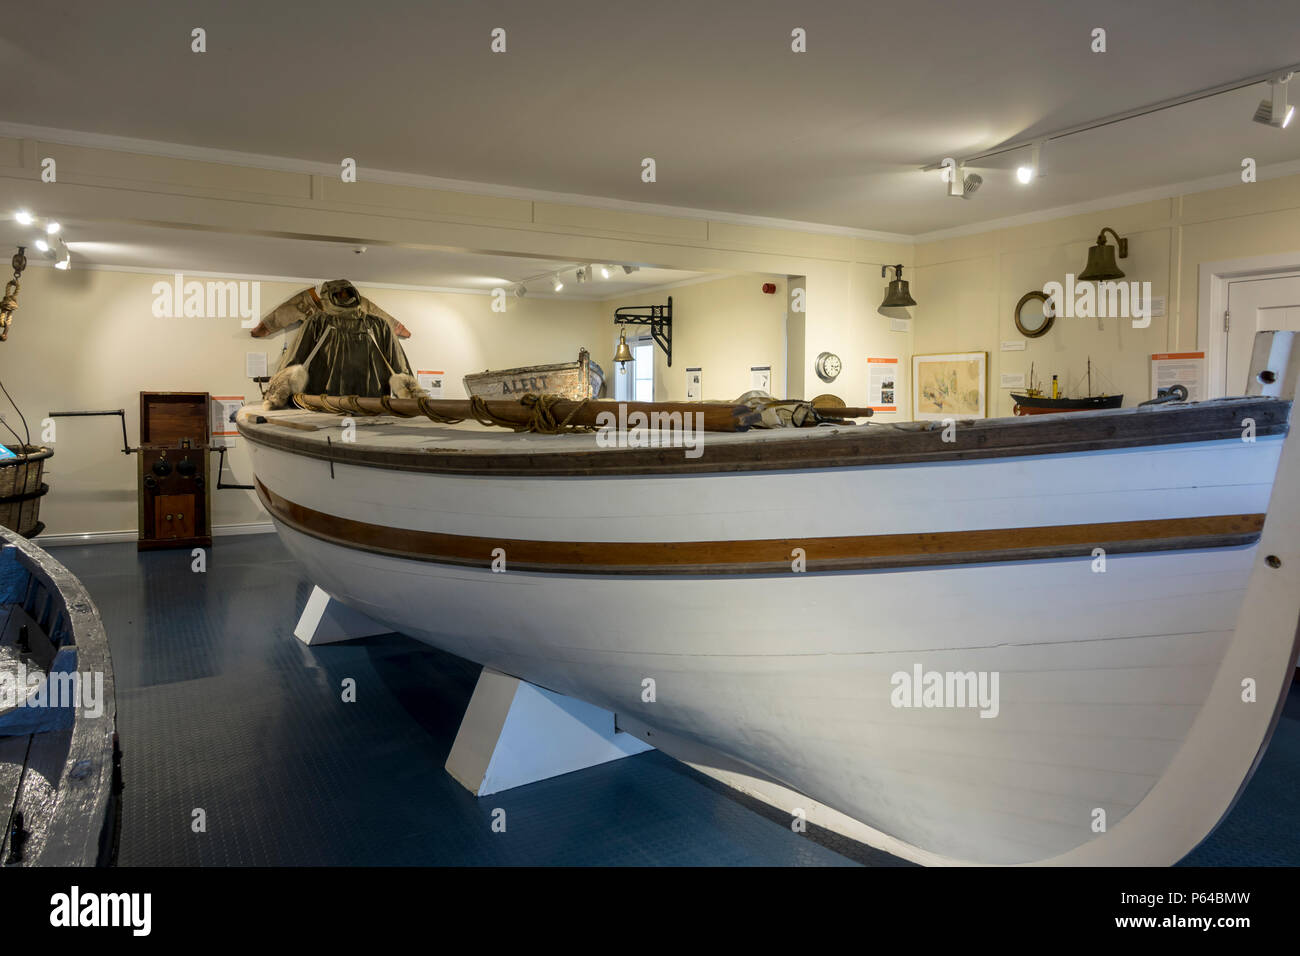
[0,444,52,538]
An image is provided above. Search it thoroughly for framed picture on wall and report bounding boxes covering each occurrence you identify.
[911,351,988,421]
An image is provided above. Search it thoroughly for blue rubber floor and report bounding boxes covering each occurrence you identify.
[51,532,1300,867]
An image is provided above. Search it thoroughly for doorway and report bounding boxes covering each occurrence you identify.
[1225,275,1300,394]
[1199,255,1300,396]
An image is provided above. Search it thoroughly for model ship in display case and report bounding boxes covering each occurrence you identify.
[237,331,1300,866]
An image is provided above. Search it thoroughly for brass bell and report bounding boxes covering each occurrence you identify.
[1078,227,1128,282]
[613,330,634,372]
[879,264,916,309]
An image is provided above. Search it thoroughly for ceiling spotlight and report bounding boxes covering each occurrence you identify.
[576,267,587,284]
[45,221,61,235]
[600,265,612,279]
[54,257,70,270]
[552,275,564,293]
[1016,142,1042,184]
[14,210,33,225]
[621,265,640,275]
[945,165,982,199]
[34,238,49,252]
[515,284,527,298]
[1254,73,1294,128]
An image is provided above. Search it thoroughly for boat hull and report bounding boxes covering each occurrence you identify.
[243,415,1299,865]
[463,349,604,401]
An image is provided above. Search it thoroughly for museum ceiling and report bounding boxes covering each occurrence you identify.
[4,0,1300,236]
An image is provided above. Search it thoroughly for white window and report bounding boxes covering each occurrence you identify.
[633,341,654,402]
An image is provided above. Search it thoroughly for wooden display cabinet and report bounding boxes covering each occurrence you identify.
[137,392,212,551]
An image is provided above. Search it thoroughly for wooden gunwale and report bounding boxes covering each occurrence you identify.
[256,480,1264,576]
[238,397,1290,478]
[0,529,117,866]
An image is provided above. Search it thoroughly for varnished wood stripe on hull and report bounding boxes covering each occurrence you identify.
[256,480,1265,575]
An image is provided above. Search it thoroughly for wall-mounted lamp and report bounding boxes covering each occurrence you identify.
[1078,227,1128,282]
[880,264,917,309]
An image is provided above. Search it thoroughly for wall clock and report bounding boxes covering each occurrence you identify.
[815,351,842,382]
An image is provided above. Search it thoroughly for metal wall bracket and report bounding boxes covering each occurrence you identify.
[614,296,673,367]
[47,409,135,455]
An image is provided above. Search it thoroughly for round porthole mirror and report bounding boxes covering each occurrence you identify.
[1015,290,1056,338]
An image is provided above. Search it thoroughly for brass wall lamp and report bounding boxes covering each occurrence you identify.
[1079,227,1128,282]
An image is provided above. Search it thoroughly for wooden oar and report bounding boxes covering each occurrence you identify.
[291,394,766,432]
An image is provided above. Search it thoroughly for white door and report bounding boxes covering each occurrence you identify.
[1225,275,1300,394]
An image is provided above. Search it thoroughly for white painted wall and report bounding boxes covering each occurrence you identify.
[601,274,788,402]
[915,178,1300,417]
[3,266,603,537]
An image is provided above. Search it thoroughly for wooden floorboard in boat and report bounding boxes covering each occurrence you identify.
[257,480,1265,575]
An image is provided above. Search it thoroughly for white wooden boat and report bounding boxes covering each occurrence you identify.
[237,332,1300,866]
[463,348,604,401]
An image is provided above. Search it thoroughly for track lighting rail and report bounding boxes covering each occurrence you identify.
[921,62,1300,172]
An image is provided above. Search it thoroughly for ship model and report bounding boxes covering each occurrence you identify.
[238,331,1300,866]
[1012,358,1123,415]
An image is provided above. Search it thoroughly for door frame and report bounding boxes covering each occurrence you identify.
[1199,252,1300,397]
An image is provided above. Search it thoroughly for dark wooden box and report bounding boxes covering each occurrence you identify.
[140,391,210,448]
[138,392,212,550]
